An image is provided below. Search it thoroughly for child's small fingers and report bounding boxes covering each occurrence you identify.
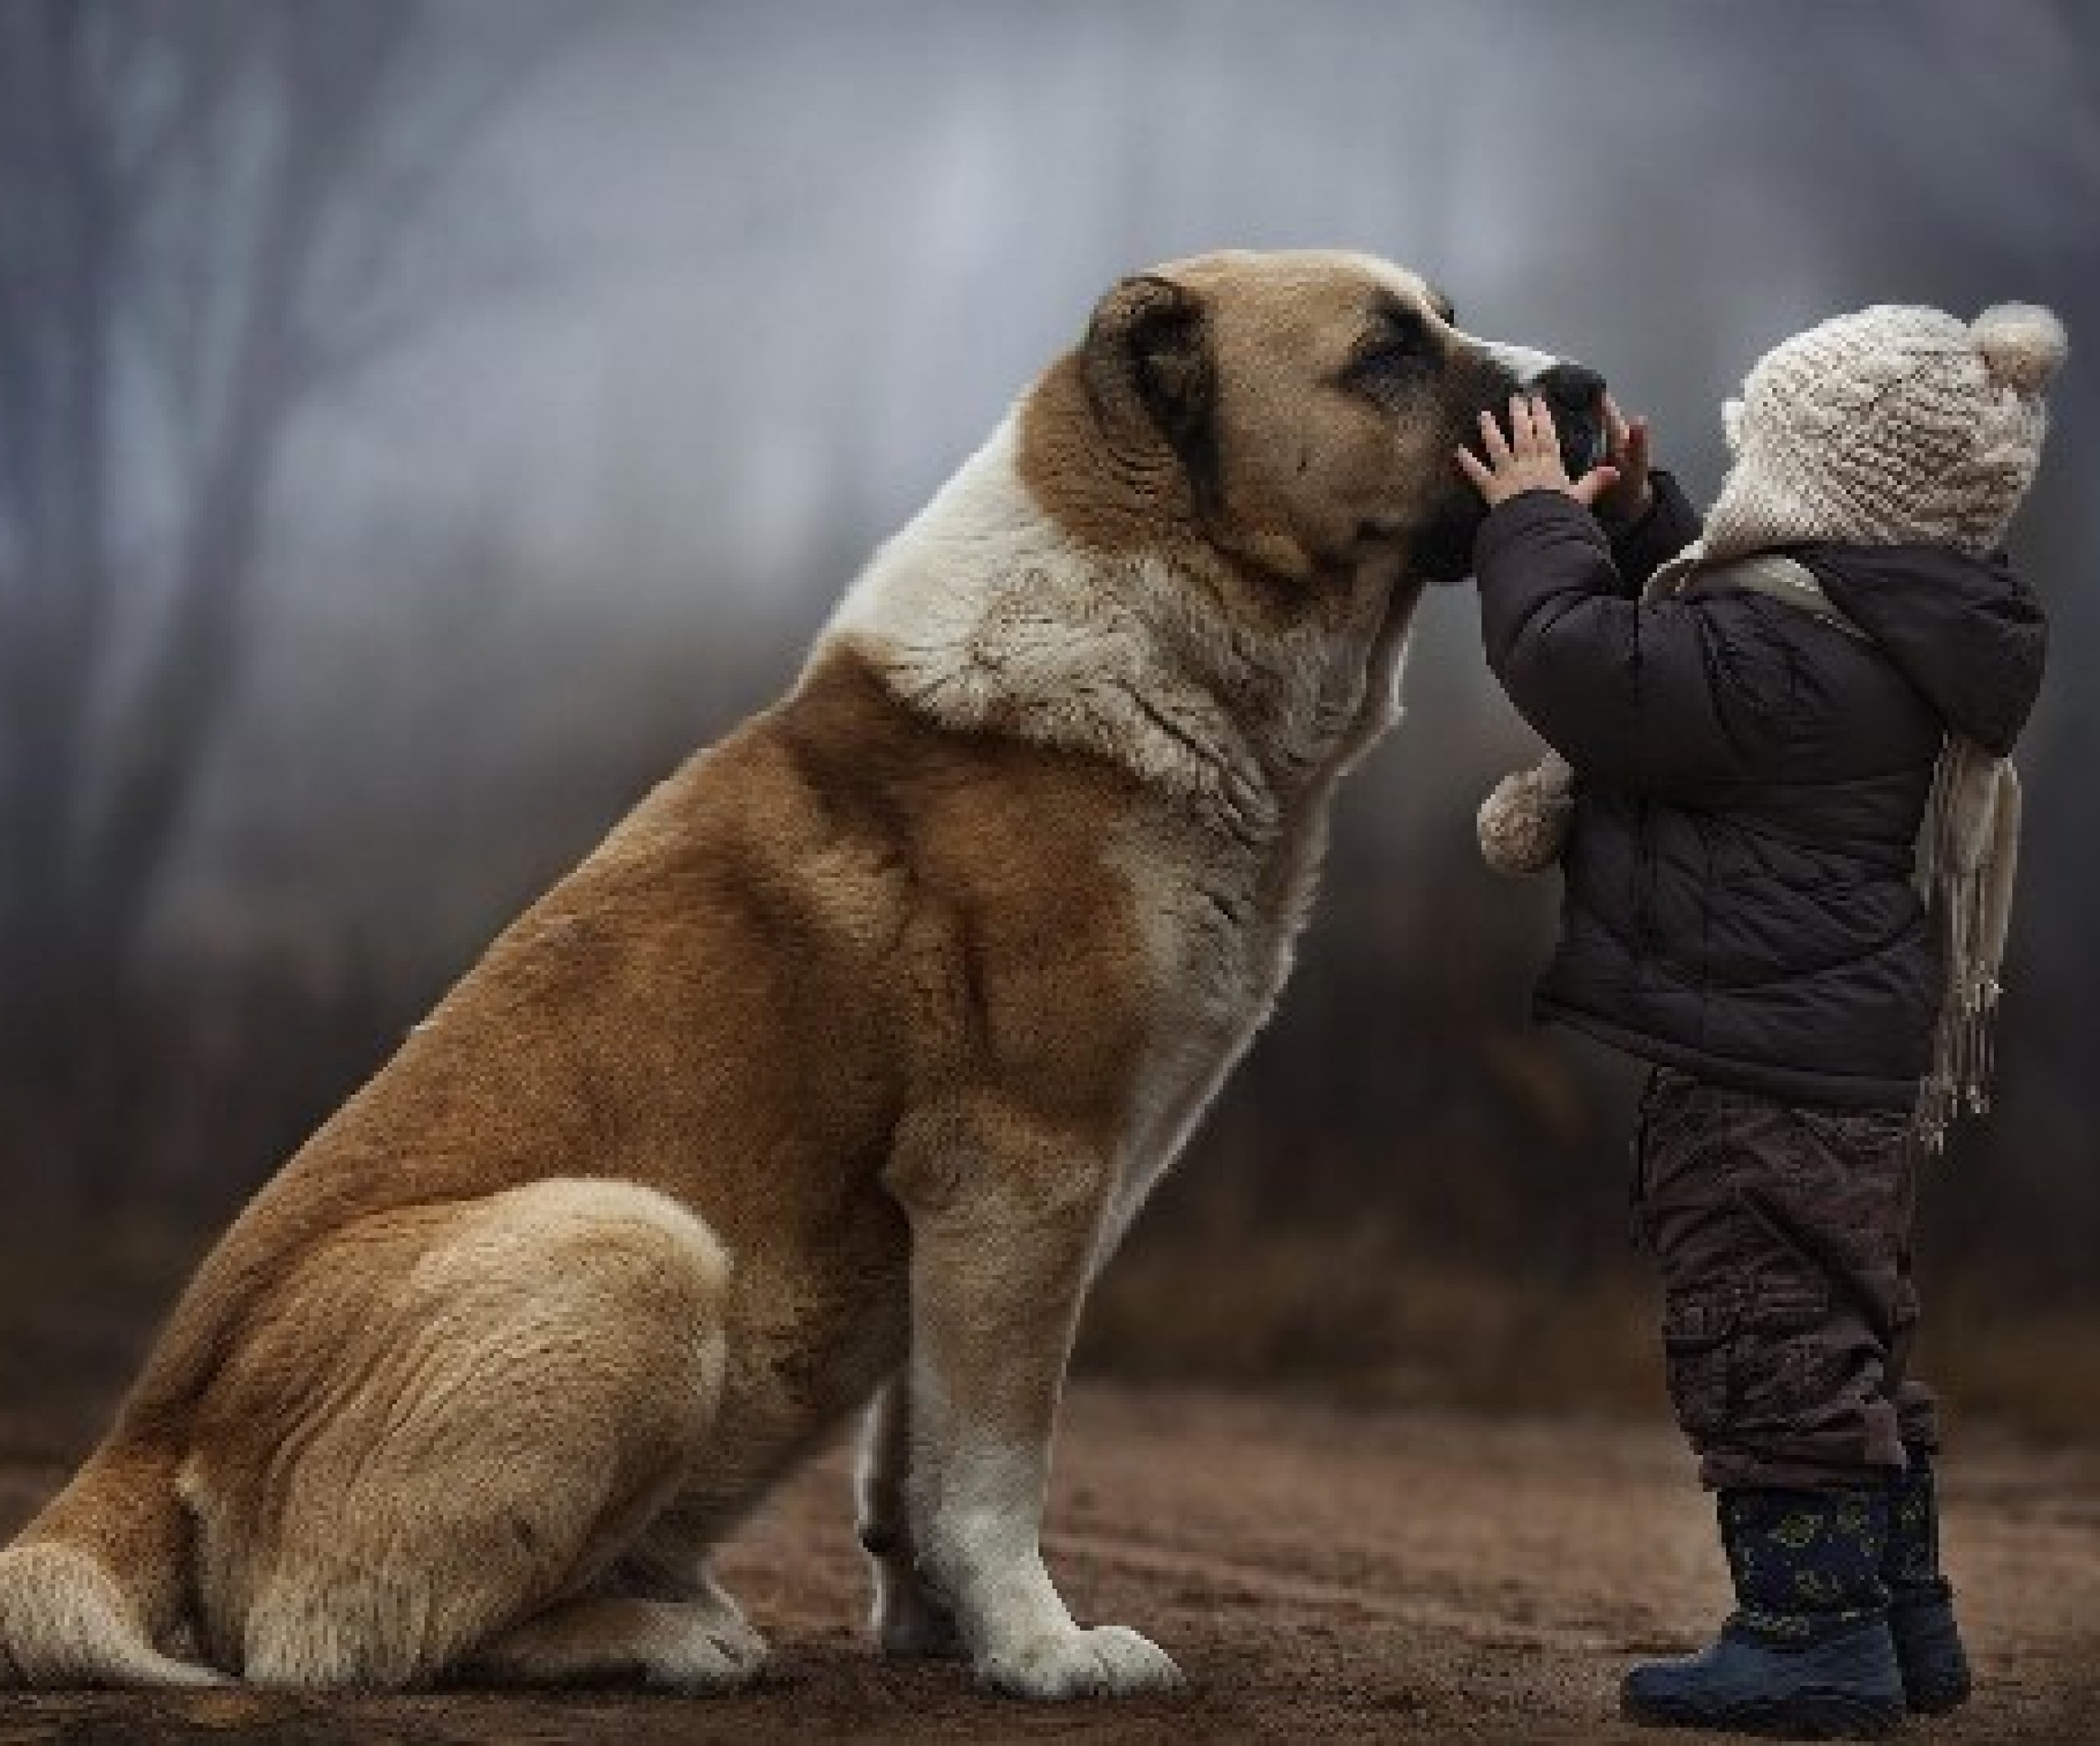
[1570,464,1621,508]
[1626,416,1651,470]
[1506,392,1532,450]
[1477,408,1513,464]
[1603,395,1631,459]
[1455,445,1494,493]
[1527,395,1559,454]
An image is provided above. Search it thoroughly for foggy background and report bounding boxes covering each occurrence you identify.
[3,0,2095,1437]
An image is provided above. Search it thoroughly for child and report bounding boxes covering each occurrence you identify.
[1455,302,2065,1736]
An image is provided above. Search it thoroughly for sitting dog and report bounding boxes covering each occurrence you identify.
[0,250,1603,1699]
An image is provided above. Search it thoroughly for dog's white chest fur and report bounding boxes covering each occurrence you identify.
[822,412,1414,1263]
[1094,806,1292,1260]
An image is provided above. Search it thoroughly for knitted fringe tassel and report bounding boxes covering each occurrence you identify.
[1913,740,2022,1154]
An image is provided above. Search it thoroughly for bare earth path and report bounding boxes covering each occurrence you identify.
[2,1386,2095,1743]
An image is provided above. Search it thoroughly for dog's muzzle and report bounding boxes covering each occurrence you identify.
[1485,345,1609,477]
[1416,344,1612,585]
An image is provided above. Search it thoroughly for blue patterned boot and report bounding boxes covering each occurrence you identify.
[1886,1450,1971,1713]
[1622,1487,1903,1738]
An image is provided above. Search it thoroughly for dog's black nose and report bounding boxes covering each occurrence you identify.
[1532,361,1607,472]
[1535,361,1606,418]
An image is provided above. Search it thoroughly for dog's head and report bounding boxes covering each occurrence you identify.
[1065,249,1603,585]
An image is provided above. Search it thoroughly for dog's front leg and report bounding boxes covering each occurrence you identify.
[856,1376,963,1659]
[884,1100,1183,1700]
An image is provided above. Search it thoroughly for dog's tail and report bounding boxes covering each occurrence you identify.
[0,1442,225,1688]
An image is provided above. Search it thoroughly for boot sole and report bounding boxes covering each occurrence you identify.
[1622,1687,1904,1738]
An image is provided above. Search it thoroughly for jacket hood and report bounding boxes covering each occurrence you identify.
[1796,543,2046,755]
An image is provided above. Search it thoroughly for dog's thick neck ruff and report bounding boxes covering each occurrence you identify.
[817,411,1414,845]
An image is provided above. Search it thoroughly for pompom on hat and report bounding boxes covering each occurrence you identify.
[1701,300,2067,561]
[1972,301,2071,393]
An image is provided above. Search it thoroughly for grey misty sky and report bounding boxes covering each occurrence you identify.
[158,0,2100,1142]
[283,0,2098,622]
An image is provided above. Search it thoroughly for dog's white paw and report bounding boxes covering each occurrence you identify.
[698,1615,771,1680]
[640,1626,768,1692]
[974,1622,1184,1700]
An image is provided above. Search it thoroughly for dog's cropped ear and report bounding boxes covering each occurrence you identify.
[1081,274,1219,513]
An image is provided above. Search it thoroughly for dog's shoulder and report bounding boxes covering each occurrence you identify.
[814,413,1272,834]
[767,641,1144,944]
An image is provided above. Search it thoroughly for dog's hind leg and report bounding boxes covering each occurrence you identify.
[470,1483,768,1692]
[467,1578,766,1691]
[195,1178,731,1690]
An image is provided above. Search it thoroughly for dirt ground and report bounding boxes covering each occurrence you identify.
[1,1386,2096,1743]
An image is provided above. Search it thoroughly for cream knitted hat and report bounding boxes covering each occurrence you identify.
[1702,301,2067,559]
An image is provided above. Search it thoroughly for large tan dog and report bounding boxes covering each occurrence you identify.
[0,251,1601,1699]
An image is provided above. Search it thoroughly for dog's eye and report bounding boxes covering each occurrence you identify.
[1366,340,1426,368]
[1346,322,1435,395]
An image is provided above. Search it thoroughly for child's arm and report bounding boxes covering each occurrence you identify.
[1592,400,1703,592]
[1603,469,1701,593]
[1458,396,1778,795]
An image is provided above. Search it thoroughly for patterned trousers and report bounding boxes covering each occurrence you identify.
[1632,1066,1938,1489]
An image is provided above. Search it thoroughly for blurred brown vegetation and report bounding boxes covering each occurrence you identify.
[1,1,2096,1443]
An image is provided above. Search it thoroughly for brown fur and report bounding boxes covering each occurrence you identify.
[0,249,1550,1697]
[4,648,1151,1685]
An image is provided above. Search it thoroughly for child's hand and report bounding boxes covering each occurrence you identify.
[1590,394,1655,526]
[1455,394,1619,510]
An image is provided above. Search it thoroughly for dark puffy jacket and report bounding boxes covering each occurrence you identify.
[1473,473,2047,1110]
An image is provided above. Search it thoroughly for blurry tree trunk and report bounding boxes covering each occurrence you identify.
[0,0,520,1202]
